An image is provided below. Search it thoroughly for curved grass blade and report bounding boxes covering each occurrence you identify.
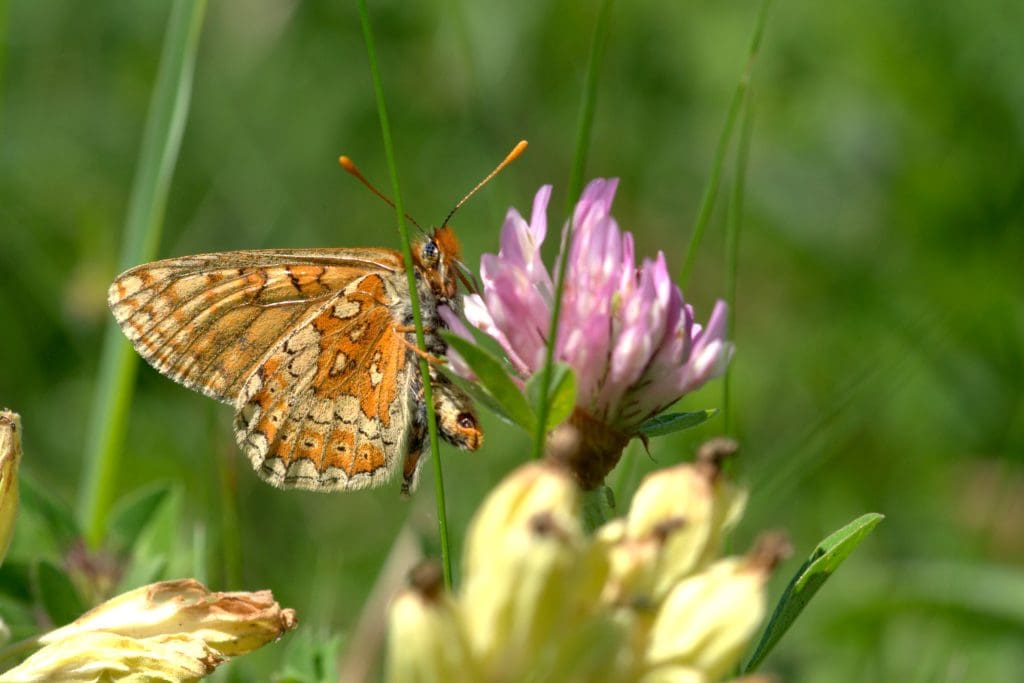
[723,93,754,435]
[531,0,614,460]
[356,0,452,588]
[78,0,207,547]
[743,512,884,672]
[680,0,771,287]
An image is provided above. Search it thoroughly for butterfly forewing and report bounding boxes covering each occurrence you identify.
[108,249,404,402]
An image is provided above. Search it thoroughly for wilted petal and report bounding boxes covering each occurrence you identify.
[0,631,222,683]
[40,579,297,657]
[0,411,22,566]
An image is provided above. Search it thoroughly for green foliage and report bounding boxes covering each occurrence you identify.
[272,630,344,683]
[637,410,718,438]
[744,513,885,672]
[526,362,578,432]
[442,332,536,430]
[0,0,1020,679]
[34,560,86,628]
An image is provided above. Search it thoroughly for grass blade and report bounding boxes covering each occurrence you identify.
[531,0,614,460]
[355,0,452,588]
[722,93,755,435]
[679,0,771,287]
[78,0,207,547]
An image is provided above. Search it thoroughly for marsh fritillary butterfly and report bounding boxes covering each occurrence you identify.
[108,143,526,494]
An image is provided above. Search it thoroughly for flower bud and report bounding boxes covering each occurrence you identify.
[645,534,789,680]
[39,579,297,657]
[459,464,590,678]
[385,562,478,683]
[627,444,747,598]
[637,666,708,683]
[0,410,23,566]
[0,631,222,682]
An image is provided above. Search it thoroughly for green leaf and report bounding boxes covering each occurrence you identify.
[34,560,86,627]
[117,486,183,592]
[435,364,513,425]
[526,363,577,431]
[637,409,718,437]
[743,512,884,672]
[0,560,32,604]
[106,482,173,556]
[274,629,344,683]
[441,332,535,431]
[20,474,80,550]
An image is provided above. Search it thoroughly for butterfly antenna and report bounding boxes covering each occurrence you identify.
[338,155,426,235]
[440,140,528,228]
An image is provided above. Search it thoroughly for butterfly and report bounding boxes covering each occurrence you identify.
[108,143,525,494]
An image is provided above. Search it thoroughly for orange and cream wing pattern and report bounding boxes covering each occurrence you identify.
[233,272,414,491]
[107,249,404,404]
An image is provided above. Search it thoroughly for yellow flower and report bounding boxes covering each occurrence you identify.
[385,442,785,683]
[386,563,478,683]
[623,440,747,600]
[39,579,297,657]
[0,631,222,682]
[0,410,23,566]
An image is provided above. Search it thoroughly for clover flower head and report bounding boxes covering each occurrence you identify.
[463,179,733,433]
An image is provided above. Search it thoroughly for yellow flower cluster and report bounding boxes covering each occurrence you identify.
[387,449,786,683]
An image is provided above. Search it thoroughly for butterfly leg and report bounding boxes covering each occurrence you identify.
[398,336,448,365]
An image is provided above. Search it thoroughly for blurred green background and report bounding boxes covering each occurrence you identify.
[1,0,1022,680]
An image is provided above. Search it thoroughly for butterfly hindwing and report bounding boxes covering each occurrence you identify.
[234,272,415,491]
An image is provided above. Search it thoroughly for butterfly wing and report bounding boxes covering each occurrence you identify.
[234,272,415,491]
[108,248,404,403]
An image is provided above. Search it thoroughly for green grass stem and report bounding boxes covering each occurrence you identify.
[722,95,754,435]
[78,0,207,547]
[530,0,614,460]
[679,0,770,288]
[356,0,452,589]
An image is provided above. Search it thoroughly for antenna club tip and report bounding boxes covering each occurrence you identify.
[338,155,354,170]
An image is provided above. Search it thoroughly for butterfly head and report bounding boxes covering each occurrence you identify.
[415,225,463,300]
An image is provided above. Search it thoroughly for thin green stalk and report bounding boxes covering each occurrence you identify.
[531,0,614,460]
[356,0,452,588]
[679,0,771,288]
[78,0,207,547]
[723,95,755,436]
[214,405,242,588]
[0,0,8,120]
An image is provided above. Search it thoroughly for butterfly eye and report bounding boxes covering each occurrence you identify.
[421,240,440,266]
[456,412,476,429]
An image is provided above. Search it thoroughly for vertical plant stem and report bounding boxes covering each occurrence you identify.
[679,0,771,288]
[356,0,452,588]
[531,0,614,460]
[78,0,207,547]
[723,95,754,436]
[214,405,242,588]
